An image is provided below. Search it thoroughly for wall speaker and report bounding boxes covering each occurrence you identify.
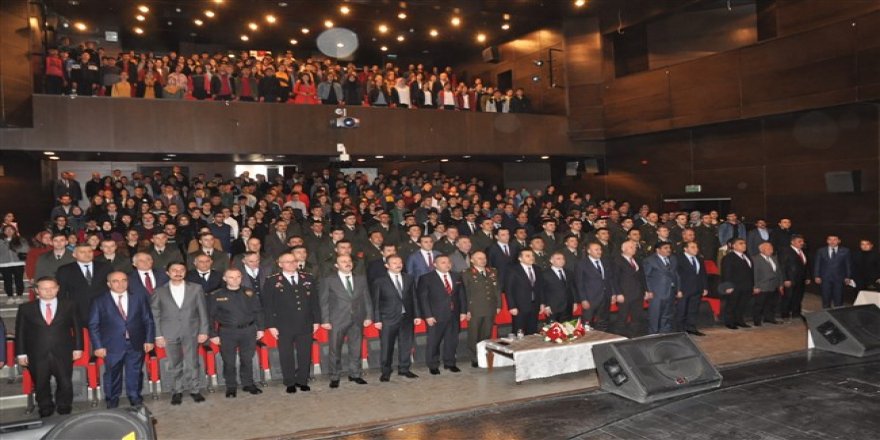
[592,333,722,403]
[0,406,155,440]
[482,46,500,63]
[825,170,861,193]
[805,305,880,357]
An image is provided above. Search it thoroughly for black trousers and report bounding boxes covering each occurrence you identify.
[582,296,610,331]
[820,281,844,308]
[722,289,751,325]
[614,294,646,337]
[1,266,25,296]
[512,305,539,335]
[277,331,311,386]
[753,290,780,324]
[780,280,806,318]
[467,314,494,361]
[425,318,459,369]
[45,75,64,95]
[675,292,702,332]
[379,315,415,376]
[30,351,73,415]
[218,326,256,389]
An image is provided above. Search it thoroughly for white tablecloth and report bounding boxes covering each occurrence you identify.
[482,331,626,383]
[854,290,880,307]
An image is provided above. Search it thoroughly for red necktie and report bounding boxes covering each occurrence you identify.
[443,274,452,295]
[629,257,637,271]
[427,252,433,267]
[45,303,53,325]
[116,295,127,320]
[797,249,806,265]
[144,272,154,294]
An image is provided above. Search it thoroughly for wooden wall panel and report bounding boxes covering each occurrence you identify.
[668,52,742,127]
[775,0,880,36]
[603,69,671,136]
[691,119,764,170]
[855,11,880,100]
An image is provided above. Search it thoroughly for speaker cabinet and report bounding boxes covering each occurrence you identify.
[592,333,723,403]
[482,46,500,63]
[805,305,880,357]
[0,407,155,440]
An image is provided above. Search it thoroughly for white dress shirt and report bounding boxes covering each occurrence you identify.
[169,282,186,307]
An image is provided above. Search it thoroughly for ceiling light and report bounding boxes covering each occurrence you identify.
[278,1,288,6]
[136,14,145,21]
[301,27,309,34]
[49,156,60,160]
[575,0,586,7]
[175,7,181,13]
[265,14,276,24]
[451,16,461,26]
[340,6,350,15]
[378,24,388,33]
[162,158,172,161]
[213,0,224,4]
[134,27,144,34]
[397,12,407,19]
[324,20,334,28]
[429,29,438,37]
[462,155,471,159]
[73,21,87,31]
[533,59,544,67]
[380,45,388,52]
[194,19,203,26]
[503,13,511,20]
[476,33,487,43]
[204,10,215,18]
[396,35,405,42]
[167,20,173,26]
[248,22,258,31]
[440,158,449,162]
[240,34,249,41]
[289,38,298,45]
[357,158,366,162]
[228,54,235,58]
[531,74,541,82]
[166,153,177,157]
[137,5,149,13]
[264,158,274,162]
[375,155,384,159]
[43,151,54,155]
[501,23,510,30]
[541,155,550,160]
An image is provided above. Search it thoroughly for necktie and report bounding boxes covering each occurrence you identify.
[427,252,433,267]
[527,266,535,285]
[479,270,485,278]
[116,295,127,320]
[594,260,604,279]
[831,248,837,259]
[84,264,92,284]
[144,272,154,294]
[740,254,751,268]
[503,244,509,257]
[45,303,53,325]
[201,272,209,282]
[289,275,296,285]
[394,275,403,296]
[443,274,453,295]
[690,257,698,273]
[628,257,637,271]
[797,248,806,265]
[662,257,669,267]
[345,275,354,297]
[56,254,62,260]
[557,269,565,282]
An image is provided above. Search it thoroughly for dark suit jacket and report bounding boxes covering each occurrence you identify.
[185,269,223,294]
[57,260,114,323]
[721,252,754,291]
[262,271,320,335]
[612,256,647,300]
[505,264,544,313]
[779,246,811,283]
[238,263,274,293]
[813,247,851,281]
[417,271,467,322]
[574,257,616,304]
[372,273,420,324]
[89,291,155,361]
[148,246,184,272]
[96,254,132,273]
[643,254,681,299]
[15,300,83,360]
[675,253,708,295]
[487,242,518,285]
[405,249,440,279]
[128,269,169,298]
[541,267,575,314]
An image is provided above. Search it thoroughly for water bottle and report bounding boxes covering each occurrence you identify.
[516,329,524,340]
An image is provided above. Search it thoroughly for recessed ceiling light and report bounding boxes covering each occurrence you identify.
[462,155,471,159]
[43,151,55,155]
[166,154,177,157]
[301,27,309,34]
[324,20,334,28]
[375,155,384,159]
[289,38,298,45]
[397,12,407,19]
[440,158,449,162]
[162,158,172,161]
[339,6,350,15]
[204,10,215,18]
[503,13,511,20]
[378,24,388,33]
[137,5,149,13]
[575,0,586,7]
[278,1,288,6]
[429,29,438,37]
[540,155,550,159]
[248,22,258,31]
[136,15,145,21]
[134,27,144,34]
[451,16,461,26]
[240,34,249,41]
[357,158,366,162]
[501,23,510,30]
[264,158,274,162]
[396,35,405,42]
[49,156,60,160]
[73,21,87,31]
[194,19,203,26]
[476,33,486,43]
[380,45,388,52]
[167,20,173,26]
[175,7,181,13]
[213,0,224,4]
[265,15,276,24]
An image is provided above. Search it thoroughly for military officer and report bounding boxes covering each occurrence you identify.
[207,268,264,398]
[461,251,501,368]
[263,252,320,394]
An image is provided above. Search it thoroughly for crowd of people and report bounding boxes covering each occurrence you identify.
[42,39,533,112]
[1,164,879,418]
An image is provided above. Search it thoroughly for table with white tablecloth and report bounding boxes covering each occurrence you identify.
[481,331,626,383]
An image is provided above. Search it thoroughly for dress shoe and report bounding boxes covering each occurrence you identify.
[443,365,461,373]
[398,371,419,379]
[766,320,781,324]
[687,330,706,337]
[225,389,237,398]
[190,393,206,403]
[753,321,763,327]
[329,380,340,388]
[348,377,368,385]
[286,385,298,394]
[429,368,441,375]
[242,385,262,395]
[380,375,390,382]
[725,324,738,330]
[171,393,183,405]
[57,408,72,415]
[38,410,54,418]
[737,323,752,328]
[296,383,311,392]
[471,361,479,368]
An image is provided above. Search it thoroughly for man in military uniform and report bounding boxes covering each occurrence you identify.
[397,224,424,263]
[318,240,365,278]
[263,253,319,394]
[530,236,551,271]
[461,251,501,368]
[207,268,264,398]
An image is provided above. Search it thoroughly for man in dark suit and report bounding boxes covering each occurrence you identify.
[721,238,754,329]
[778,235,811,320]
[675,242,708,335]
[461,251,501,367]
[643,242,682,334]
[487,228,517,286]
[129,252,170,297]
[506,249,544,335]
[148,231,184,272]
[186,253,223,294]
[319,254,373,388]
[560,235,584,274]
[57,244,113,323]
[469,219,496,252]
[367,244,398,285]
[264,220,292,261]
[418,254,467,375]
[372,255,422,382]
[611,242,648,338]
[150,262,209,405]
[575,242,615,331]
[15,277,83,417]
[813,235,852,308]
[263,253,320,393]
[34,233,74,280]
[187,233,229,273]
[536,219,561,253]
[237,251,273,296]
[97,239,133,273]
[542,252,575,323]
[89,271,156,408]
[405,235,440,280]
[53,171,83,205]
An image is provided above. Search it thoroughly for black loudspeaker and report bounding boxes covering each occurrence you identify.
[592,333,723,403]
[824,170,861,193]
[0,406,155,440]
[805,305,880,357]
[482,46,500,63]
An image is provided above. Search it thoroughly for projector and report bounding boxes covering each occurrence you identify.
[331,107,360,128]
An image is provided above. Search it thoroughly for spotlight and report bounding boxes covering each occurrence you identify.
[134,27,144,34]
[380,45,388,51]
[240,34,249,41]
[137,5,149,13]
[429,29,438,37]
[397,35,405,42]
[533,59,544,67]
[451,17,461,26]
[324,20,334,28]
[501,23,510,30]
[340,6,350,15]
[476,33,486,43]
[575,0,587,7]
[73,21,87,31]
[136,15,145,22]
[194,19,203,26]
[398,12,407,19]
[301,27,309,34]
[531,74,541,83]
[265,15,276,24]
[204,10,215,18]
[378,24,388,33]
[248,22,258,31]
[289,38,298,45]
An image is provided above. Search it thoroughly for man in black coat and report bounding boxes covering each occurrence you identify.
[777,235,811,320]
[541,252,575,323]
[720,238,754,329]
[486,228,518,287]
[675,242,709,336]
[15,277,84,417]
[575,242,616,331]
[372,255,422,382]
[186,253,223,294]
[417,255,467,375]
[506,249,544,335]
[611,241,648,338]
[56,244,113,323]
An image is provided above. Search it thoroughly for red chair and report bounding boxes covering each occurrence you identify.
[361,324,381,369]
[202,341,221,392]
[4,336,16,381]
[702,296,722,320]
[492,294,514,339]
[312,327,329,375]
[72,329,97,405]
[21,368,36,414]
[256,331,277,384]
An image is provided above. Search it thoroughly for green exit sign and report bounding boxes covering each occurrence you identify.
[685,185,702,193]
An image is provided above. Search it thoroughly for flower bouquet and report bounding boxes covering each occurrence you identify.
[541,318,588,344]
